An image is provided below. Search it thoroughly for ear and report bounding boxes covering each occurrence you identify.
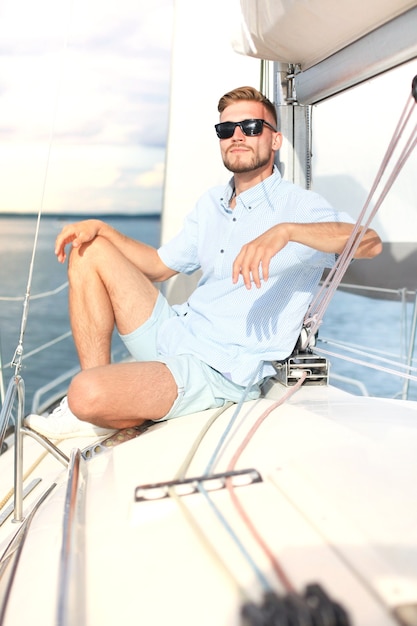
[272,132,283,151]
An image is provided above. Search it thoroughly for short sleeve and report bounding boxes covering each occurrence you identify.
[158,207,201,275]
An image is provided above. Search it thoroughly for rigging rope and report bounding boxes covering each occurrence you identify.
[197,482,273,593]
[10,26,71,378]
[204,362,263,476]
[224,375,307,594]
[302,77,417,347]
[167,402,254,600]
[167,362,307,597]
[173,402,234,481]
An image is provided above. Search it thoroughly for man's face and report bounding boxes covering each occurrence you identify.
[218,100,282,174]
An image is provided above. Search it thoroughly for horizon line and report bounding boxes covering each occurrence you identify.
[0,211,161,219]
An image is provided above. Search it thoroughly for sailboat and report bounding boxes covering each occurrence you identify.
[0,1,417,625]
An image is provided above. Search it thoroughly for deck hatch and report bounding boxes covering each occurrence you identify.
[135,468,262,502]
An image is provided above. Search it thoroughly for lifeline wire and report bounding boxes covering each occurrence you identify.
[0,282,68,302]
[318,335,417,374]
[5,332,73,370]
[315,343,417,383]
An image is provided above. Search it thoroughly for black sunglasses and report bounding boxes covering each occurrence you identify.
[215,118,277,139]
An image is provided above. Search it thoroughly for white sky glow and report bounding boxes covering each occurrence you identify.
[0,0,173,214]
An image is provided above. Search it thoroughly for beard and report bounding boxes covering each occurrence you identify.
[222,149,271,174]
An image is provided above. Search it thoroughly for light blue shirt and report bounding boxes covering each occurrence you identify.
[157,167,353,386]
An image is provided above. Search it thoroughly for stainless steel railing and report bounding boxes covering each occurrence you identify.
[0,376,25,522]
[0,375,69,524]
[57,448,86,626]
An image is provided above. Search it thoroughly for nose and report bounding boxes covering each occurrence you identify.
[231,124,245,139]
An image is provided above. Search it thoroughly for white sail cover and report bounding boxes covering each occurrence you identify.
[233,0,417,69]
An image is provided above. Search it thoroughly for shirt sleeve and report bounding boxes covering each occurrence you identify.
[291,189,355,225]
[285,189,356,268]
[157,206,201,275]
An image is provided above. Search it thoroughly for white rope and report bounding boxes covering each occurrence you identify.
[302,84,417,346]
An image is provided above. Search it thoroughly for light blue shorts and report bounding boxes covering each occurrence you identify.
[119,292,261,420]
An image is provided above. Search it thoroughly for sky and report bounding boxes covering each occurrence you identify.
[0,0,174,215]
[1,0,416,226]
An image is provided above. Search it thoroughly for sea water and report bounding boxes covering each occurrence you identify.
[1,214,416,413]
[0,214,161,411]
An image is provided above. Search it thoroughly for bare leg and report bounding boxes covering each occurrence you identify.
[65,237,178,426]
[68,237,159,368]
[68,361,178,428]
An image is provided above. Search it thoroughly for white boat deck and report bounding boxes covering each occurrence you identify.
[0,381,416,625]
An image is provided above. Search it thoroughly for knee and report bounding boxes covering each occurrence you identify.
[67,236,110,278]
[67,370,102,423]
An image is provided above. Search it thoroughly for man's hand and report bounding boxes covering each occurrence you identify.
[232,220,382,289]
[55,219,104,263]
[232,224,290,289]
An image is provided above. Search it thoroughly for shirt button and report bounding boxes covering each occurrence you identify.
[233,217,237,222]
[220,249,224,253]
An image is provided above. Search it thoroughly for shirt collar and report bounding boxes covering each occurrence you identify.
[220,165,282,212]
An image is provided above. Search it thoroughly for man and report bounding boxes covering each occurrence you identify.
[26,86,382,438]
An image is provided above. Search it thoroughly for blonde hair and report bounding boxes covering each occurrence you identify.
[217,86,277,126]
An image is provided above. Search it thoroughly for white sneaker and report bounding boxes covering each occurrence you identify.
[24,397,116,439]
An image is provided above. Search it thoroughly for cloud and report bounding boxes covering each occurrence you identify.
[135,162,165,189]
[0,0,173,214]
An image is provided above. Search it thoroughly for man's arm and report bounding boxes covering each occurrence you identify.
[55,219,177,283]
[232,221,383,289]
